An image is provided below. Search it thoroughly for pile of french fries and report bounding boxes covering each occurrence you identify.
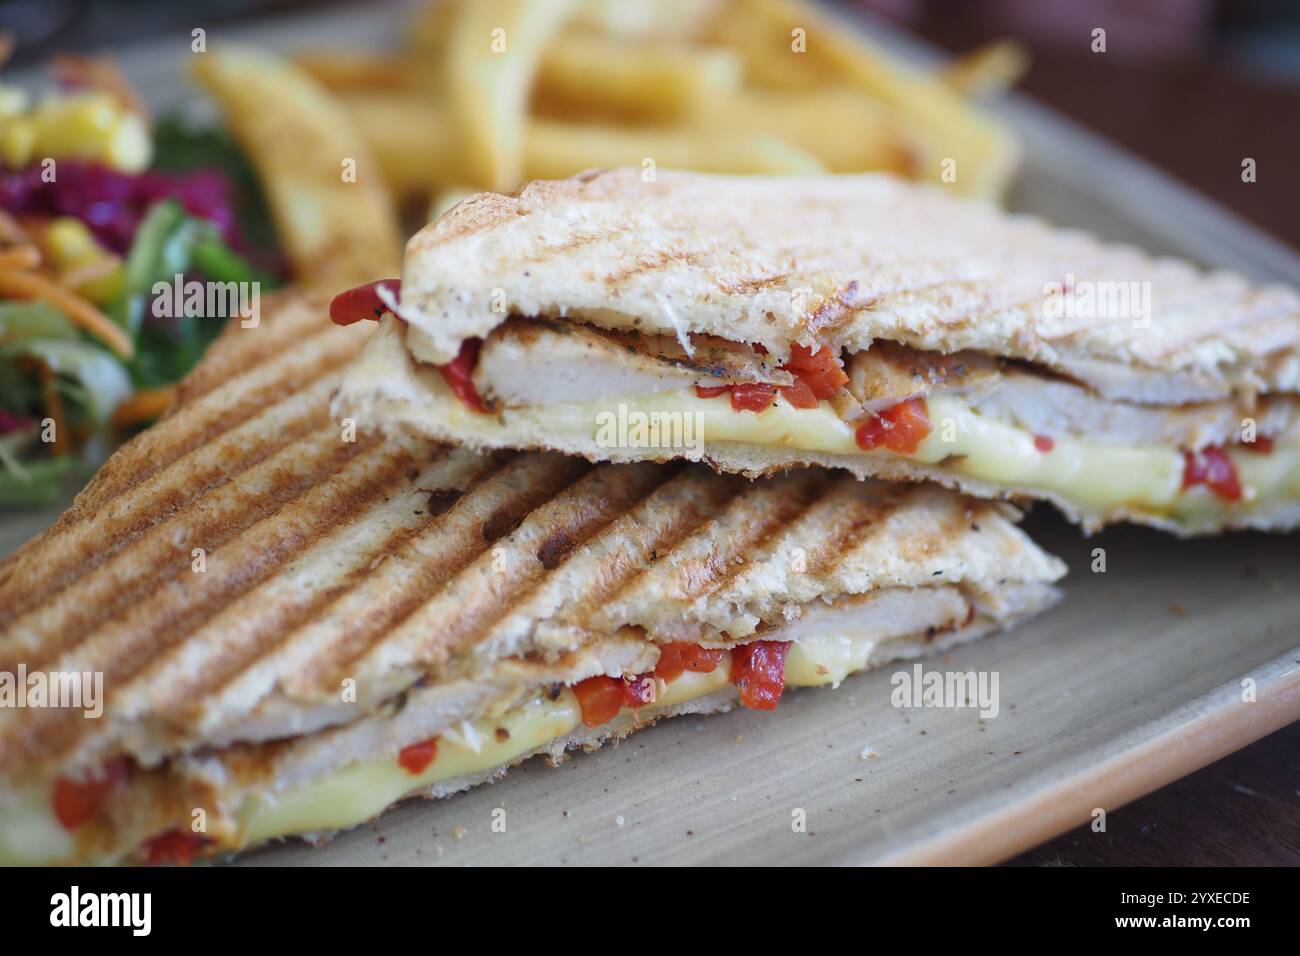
[189,0,1025,286]
[290,0,1025,223]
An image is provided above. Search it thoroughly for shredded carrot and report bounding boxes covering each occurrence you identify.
[37,361,66,456]
[0,245,41,270]
[60,255,118,290]
[0,268,133,358]
[111,386,175,428]
[53,53,150,122]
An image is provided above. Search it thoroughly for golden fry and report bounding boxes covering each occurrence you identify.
[340,93,822,197]
[192,47,402,284]
[339,92,461,196]
[569,0,728,41]
[535,33,742,122]
[442,0,577,191]
[711,0,1020,197]
[293,50,437,93]
[691,87,915,173]
[524,117,823,178]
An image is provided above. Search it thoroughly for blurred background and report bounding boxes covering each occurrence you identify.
[2,0,1297,244]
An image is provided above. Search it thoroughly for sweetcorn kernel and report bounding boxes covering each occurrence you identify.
[2,92,152,172]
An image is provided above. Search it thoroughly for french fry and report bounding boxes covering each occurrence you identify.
[569,0,729,42]
[442,0,577,191]
[524,117,824,179]
[942,39,1029,98]
[535,33,742,121]
[293,50,436,93]
[339,92,461,196]
[339,93,822,198]
[712,0,1020,197]
[690,87,915,173]
[192,47,402,284]
[304,37,742,124]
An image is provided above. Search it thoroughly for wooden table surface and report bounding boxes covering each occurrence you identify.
[896,11,1300,866]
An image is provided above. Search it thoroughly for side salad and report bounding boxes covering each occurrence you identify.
[0,55,279,506]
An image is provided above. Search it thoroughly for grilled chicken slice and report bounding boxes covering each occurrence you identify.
[956,366,1298,450]
[473,318,790,407]
[846,342,999,412]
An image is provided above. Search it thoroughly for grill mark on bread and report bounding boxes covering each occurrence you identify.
[802,480,904,578]
[124,448,496,725]
[293,454,595,696]
[422,487,463,518]
[0,430,369,666]
[176,290,335,403]
[603,248,705,286]
[595,470,832,614]
[0,438,422,773]
[360,461,679,683]
[676,471,834,605]
[188,451,533,714]
[804,280,863,338]
[0,322,357,612]
[518,229,603,270]
[714,272,795,296]
[576,469,750,635]
[0,376,342,626]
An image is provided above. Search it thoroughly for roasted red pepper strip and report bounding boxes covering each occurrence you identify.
[1182,446,1243,501]
[438,338,488,413]
[730,640,790,711]
[694,384,731,399]
[330,280,487,413]
[655,642,726,683]
[730,382,777,412]
[329,279,401,325]
[783,343,848,399]
[52,757,130,830]
[854,397,931,454]
[143,830,211,866]
[573,676,627,727]
[397,736,440,775]
[572,674,657,727]
[694,342,844,411]
[778,379,819,409]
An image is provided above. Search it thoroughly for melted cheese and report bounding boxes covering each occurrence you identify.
[429,384,1300,522]
[0,633,895,864]
[237,636,863,845]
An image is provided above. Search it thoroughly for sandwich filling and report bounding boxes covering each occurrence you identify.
[0,582,1055,865]
[332,285,1300,532]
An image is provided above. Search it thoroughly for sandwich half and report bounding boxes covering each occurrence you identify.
[333,168,1300,534]
[0,290,1064,864]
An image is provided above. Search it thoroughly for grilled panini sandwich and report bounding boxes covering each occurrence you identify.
[0,290,1064,864]
[334,168,1300,534]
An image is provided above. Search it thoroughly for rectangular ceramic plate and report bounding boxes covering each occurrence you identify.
[3,3,1297,865]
